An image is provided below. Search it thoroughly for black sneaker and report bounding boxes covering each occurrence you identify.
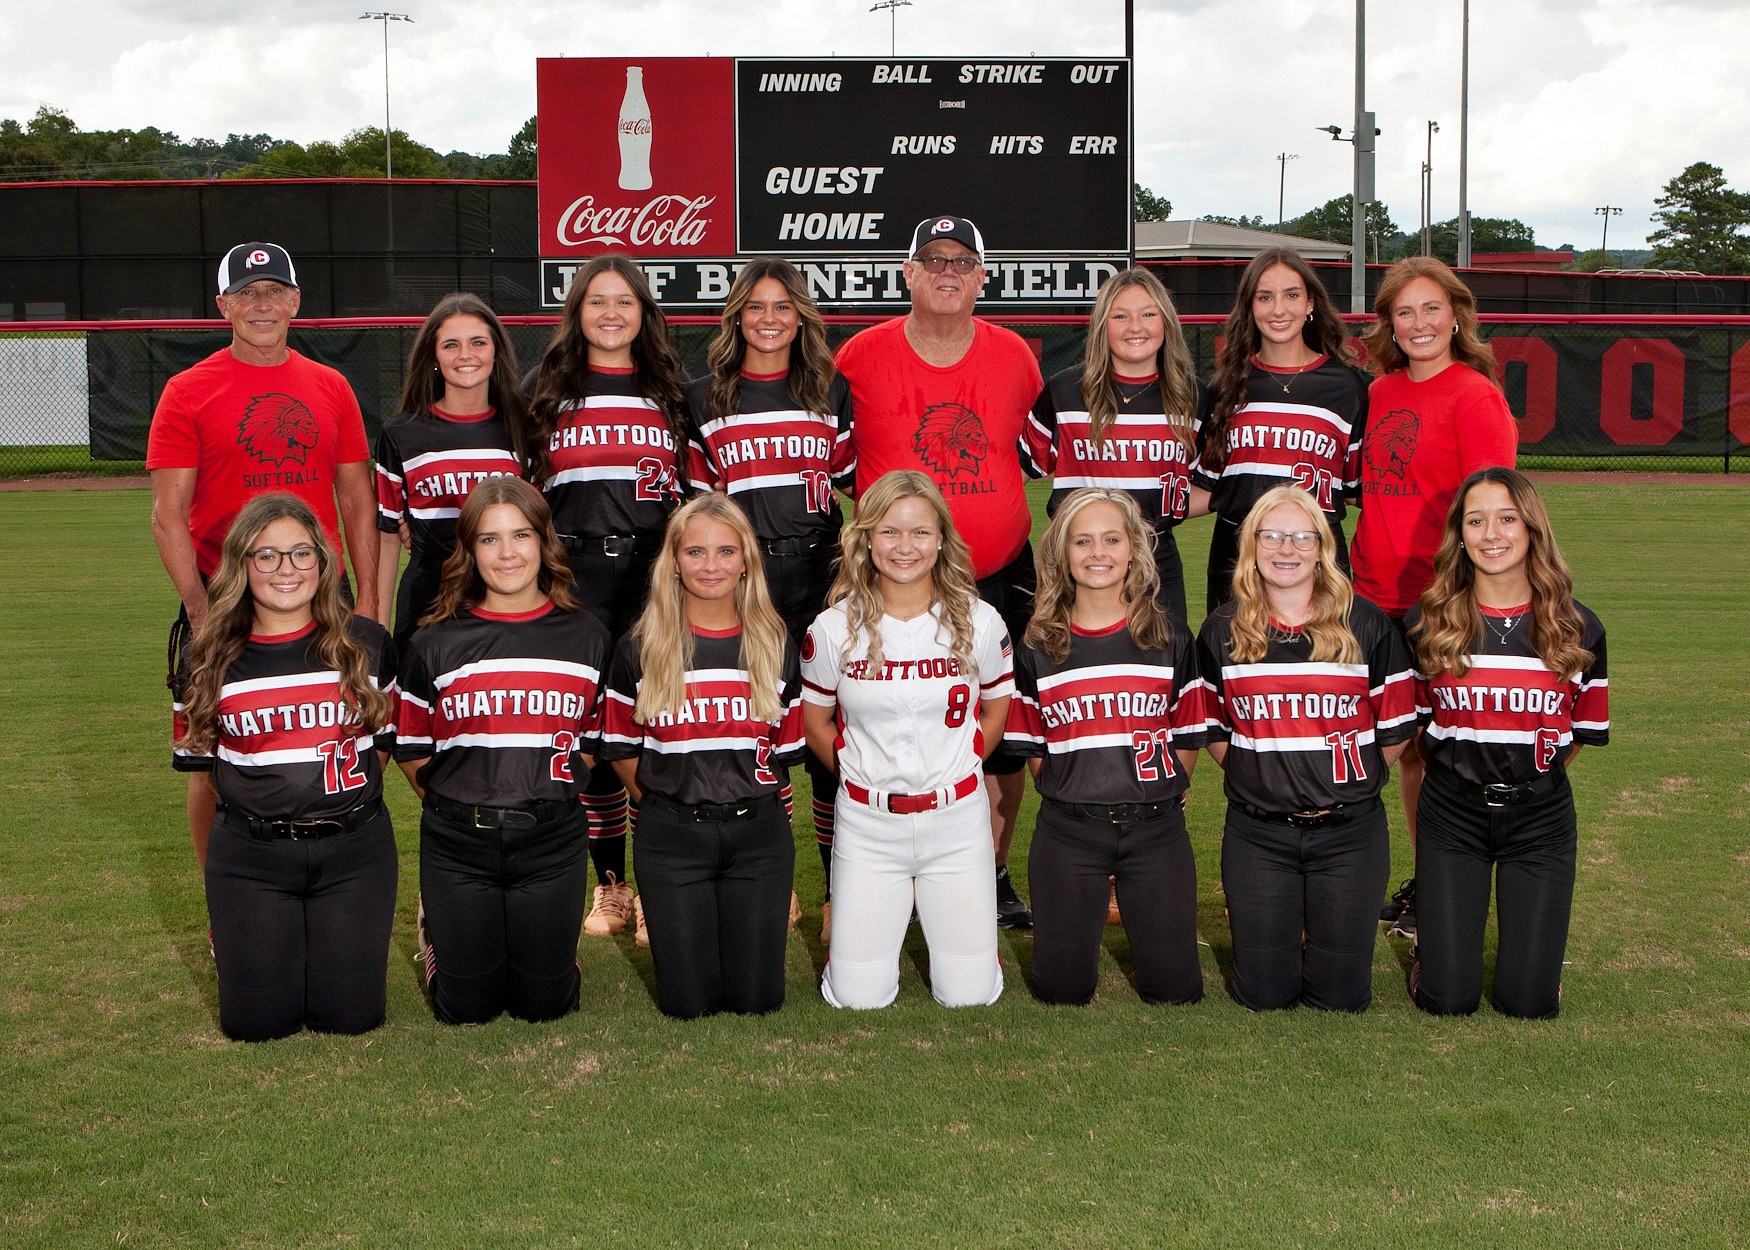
[1380,877,1415,926]
[1388,895,1417,941]
[995,866,1033,930]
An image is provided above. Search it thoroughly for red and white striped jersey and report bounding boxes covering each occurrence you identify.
[1004,620,1207,805]
[1021,366,1206,526]
[683,371,855,540]
[1408,601,1609,784]
[395,603,608,806]
[1193,357,1369,525]
[802,599,1014,794]
[373,407,520,564]
[1195,597,1419,811]
[175,616,395,820]
[539,367,682,538]
[598,627,805,805]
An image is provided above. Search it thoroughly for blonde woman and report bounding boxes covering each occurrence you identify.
[598,495,806,1019]
[1004,489,1207,1005]
[176,493,398,1042]
[1406,468,1607,1019]
[801,471,1013,1009]
[1196,486,1419,1011]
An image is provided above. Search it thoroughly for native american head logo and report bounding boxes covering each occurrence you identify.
[912,402,988,476]
[1364,408,1419,480]
[800,630,817,664]
[237,393,320,467]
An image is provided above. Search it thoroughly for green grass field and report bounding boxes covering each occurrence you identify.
[2,484,1746,1248]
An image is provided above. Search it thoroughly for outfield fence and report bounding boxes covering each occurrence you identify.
[2,315,1746,477]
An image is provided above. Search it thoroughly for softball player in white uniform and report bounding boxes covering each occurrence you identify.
[802,471,1012,1009]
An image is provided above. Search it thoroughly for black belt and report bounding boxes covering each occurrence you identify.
[1235,796,1377,829]
[557,532,652,558]
[1045,795,1184,824]
[428,793,577,830]
[236,797,383,841]
[642,791,770,823]
[1428,762,1564,808]
[761,534,826,556]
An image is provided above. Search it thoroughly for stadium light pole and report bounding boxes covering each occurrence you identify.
[1457,0,1472,266]
[1277,152,1298,228]
[1350,0,1372,312]
[359,12,413,180]
[1595,205,1623,266]
[870,0,912,57]
[1421,120,1439,256]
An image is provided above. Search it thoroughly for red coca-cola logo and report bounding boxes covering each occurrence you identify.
[557,194,717,248]
[619,118,652,136]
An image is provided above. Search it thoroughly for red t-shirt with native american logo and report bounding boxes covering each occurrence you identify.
[836,317,1041,579]
[1350,363,1518,616]
[147,348,370,576]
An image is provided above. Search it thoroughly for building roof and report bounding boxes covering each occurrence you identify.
[1135,219,1352,261]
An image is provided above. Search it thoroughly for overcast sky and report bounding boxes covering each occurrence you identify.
[3,0,1742,251]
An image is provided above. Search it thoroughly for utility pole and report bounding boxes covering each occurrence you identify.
[1595,205,1623,266]
[1421,120,1439,256]
[1351,0,1372,313]
[1277,152,1298,228]
[1457,0,1472,266]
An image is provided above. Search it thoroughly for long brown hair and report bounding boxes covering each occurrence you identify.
[631,494,789,725]
[1226,486,1362,665]
[395,292,531,470]
[1026,488,1172,664]
[421,477,579,624]
[827,470,980,675]
[703,259,835,422]
[177,494,392,755]
[527,255,688,481]
[1205,247,1356,472]
[1362,256,1498,384]
[1413,467,1593,680]
[1080,268,1197,453]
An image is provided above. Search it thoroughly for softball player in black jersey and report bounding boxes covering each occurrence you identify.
[175,494,398,1042]
[1199,248,1369,615]
[599,495,807,1018]
[1005,489,1207,1006]
[526,255,690,939]
[1196,486,1419,1012]
[1406,468,1608,1019]
[395,478,609,1025]
[684,259,855,936]
[374,293,529,655]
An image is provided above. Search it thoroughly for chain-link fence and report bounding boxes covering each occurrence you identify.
[2,316,1746,478]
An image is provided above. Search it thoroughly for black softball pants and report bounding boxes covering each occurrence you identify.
[391,554,446,657]
[1221,798,1389,1012]
[205,803,398,1042]
[419,800,590,1025]
[1151,527,1188,627]
[1206,512,1350,615]
[767,541,841,858]
[633,792,795,1019]
[977,542,1036,777]
[1028,799,1203,1006]
[1413,764,1577,1020]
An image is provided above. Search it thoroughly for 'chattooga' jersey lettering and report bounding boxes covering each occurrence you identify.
[1022,366,1206,526]
[1195,596,1417,811]
[1193,357,1369,524]
[1004,620,1207,805]
[175,616,395,820]
[540,367,682,537]
[598,629,806,805]
[396,603,608,805]
[1409,601,1609,784]
[374,407,520,564]
[683,371,855,540]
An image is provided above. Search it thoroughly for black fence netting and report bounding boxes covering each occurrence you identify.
[1,320,1746,477]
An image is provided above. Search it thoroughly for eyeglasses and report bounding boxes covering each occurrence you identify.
[1256,529,1319,552]
[247,544,320,572]
[914,255,981,275]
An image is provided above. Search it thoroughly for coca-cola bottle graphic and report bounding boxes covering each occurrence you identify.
[617,66,653,191]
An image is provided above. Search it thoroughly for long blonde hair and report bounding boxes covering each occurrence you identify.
[631,494,789,724]
[177,494,392,756]
[1226,486,1362,665]
[421,478,579,624]
[1026,488,1172,664]
[1413,467,1593,681]
[828,471,980,675]
[1080,267,1197,453]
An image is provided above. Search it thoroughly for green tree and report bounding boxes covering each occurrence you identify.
[505,116,537,180]
[1419,215,1537,264]
[1134,182,1172,222]
[1286,195,1398,245]
[1647,161,1750,274]
[1200,214,1269,229]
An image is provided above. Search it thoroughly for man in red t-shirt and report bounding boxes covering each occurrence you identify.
[146,242,378,872]
[836,216,1044,930]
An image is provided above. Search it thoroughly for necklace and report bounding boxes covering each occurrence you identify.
[1115,377,1156,407]
[1483,611,1522,647]
[1257,355,1321,395]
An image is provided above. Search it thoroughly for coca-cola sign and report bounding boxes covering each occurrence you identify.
[537,58,736,257]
